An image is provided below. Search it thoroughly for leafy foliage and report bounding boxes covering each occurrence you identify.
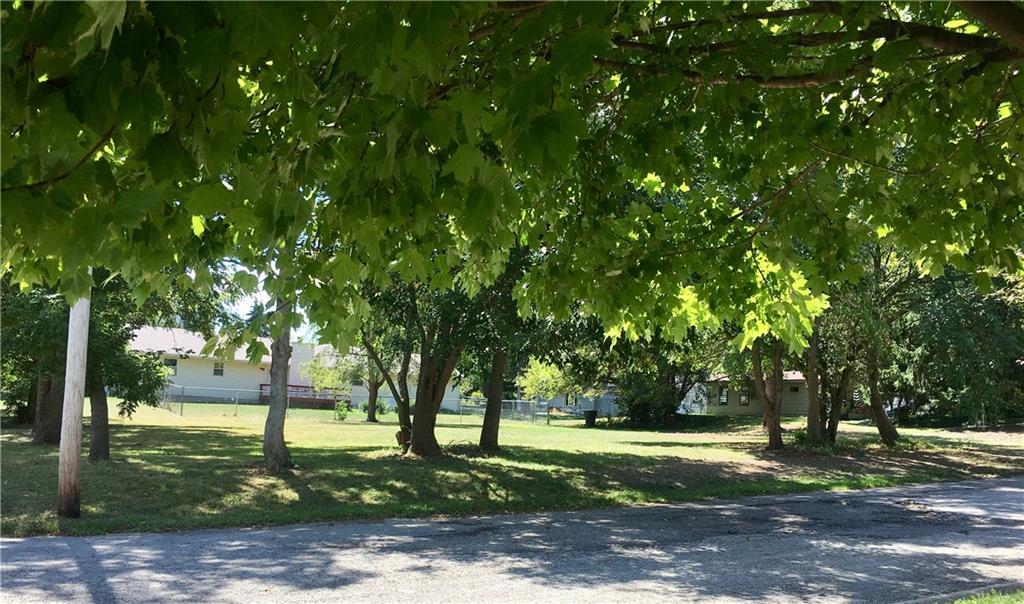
[3,2,1022,356]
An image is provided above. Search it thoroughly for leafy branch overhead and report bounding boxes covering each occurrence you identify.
[2,1,1022,350]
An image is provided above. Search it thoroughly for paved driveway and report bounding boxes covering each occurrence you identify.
[3,477,1023,603]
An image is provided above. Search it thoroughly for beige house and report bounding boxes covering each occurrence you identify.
[703,372,809,417]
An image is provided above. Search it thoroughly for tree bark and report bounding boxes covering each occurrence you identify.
[18,377,38,425]
[408,346,463,457]
[479,349,508,452]
[88,380,110,461]
[32,375,64,445]
[805,322,822,442]
[363,332,412,449]
[366,379,379,422]
[866,343,900,446]
[954,1,1024,53]
[263,302,293,472]
[58,292,91,518]
[409,372,442,457]
[826,363,852,444]
[751,340,784,450]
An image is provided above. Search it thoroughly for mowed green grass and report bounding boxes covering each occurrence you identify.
[2,400,1022,537]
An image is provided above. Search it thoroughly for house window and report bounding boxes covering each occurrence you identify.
[163,358,177,376]
[213,362,224,377]
[789,385,800,393]
[739,386,751,406]
[718,386,728,406]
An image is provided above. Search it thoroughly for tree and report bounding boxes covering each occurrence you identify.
[887,272,1024,426]
[263,299,293,472]
[7,2,1022,356]
[751,338,786,451]
[5,2,1024,487]
[0,272,224,456]
[517,358,574,402]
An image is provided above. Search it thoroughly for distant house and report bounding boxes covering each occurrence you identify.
[130,326,462,410]
[131,326,277,402]
[702,372,809,417]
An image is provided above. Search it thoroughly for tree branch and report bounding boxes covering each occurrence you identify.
[955,1,1024,53]
[2,125,116,192]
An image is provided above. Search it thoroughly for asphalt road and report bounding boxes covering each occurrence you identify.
[3,477,1023,603]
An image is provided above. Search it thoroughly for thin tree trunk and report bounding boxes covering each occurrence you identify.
[751,340,784,450]
[32,375,64,445]
[805,322,822,442]
[58,292,91,518]
[826,364,851,443]
[263,301,293,472]
[479,349,507,452]
[866,343,900,446]
[18,377,38,425]
[366,380,379,422]
[88,380,110,461]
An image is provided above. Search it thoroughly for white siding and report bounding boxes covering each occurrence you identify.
[163,356,270,401]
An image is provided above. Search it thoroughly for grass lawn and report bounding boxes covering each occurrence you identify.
[956,590,1024,604]
[2,400,1023,537]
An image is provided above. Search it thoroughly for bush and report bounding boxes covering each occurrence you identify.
[334,401,351,421]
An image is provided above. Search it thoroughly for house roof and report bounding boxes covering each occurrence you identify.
[707,371,805,382]
[130,326,272,364]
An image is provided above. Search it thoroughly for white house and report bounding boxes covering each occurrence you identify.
[701,372,809,417]
[131,326,462,410]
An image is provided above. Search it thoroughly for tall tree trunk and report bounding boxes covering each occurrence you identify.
[408,346,462,458]
[805,322,822,442]
[58,292,91,518]
[88,380,110,461]
[479,349,507,452]
[366,379,379,422]
[826,364,851,444]
[866,343,900,446]
[32,375,64,445]
[409,372,442,457]
[17,377,38,425]
[263,302,293,472]
[751,340,784,450]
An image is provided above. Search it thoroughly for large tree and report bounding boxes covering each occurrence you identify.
[4,2,1024,485]
[0,271,227,456]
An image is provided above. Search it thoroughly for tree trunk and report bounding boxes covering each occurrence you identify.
[366,380,379,422]
[866,343,900,446]
[17,377,38,425]
[479,349,507,452]
[58,292,91,518]
[88,380,110,461]
[751,340,784,450]
[826,364,851,444]
[32,375,64,445]
[805,322,822,442]
[409,372,442,457]
[263,303,293,472]
[408,346,462,458]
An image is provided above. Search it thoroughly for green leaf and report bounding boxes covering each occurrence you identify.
[85,0,127,50]
[190,215,206,237]
[448,145,484,184]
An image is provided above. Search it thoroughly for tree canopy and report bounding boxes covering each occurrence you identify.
[3,1,1022,352]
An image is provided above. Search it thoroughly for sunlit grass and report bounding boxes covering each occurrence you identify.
[2,400,1021,537]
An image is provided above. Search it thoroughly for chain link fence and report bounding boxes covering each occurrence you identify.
[158,385,566,424]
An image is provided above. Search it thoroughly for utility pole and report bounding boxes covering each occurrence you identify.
[57,290,92,518]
